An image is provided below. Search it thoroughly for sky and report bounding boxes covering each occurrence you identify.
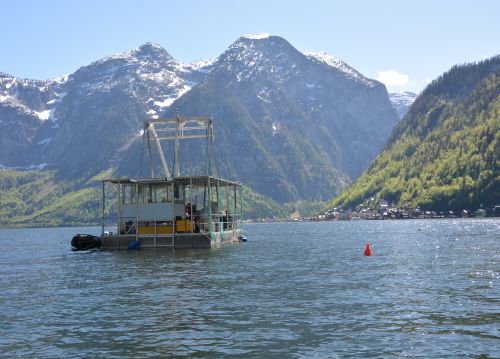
[0,0,498,93]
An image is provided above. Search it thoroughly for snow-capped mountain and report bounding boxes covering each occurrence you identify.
[389,91,418,119]
[68,43,210,115]
[0,43,211,174]
[162,35,399,201]
[1,35,399,204]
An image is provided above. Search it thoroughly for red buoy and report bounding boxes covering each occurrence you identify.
[364,242,372,256]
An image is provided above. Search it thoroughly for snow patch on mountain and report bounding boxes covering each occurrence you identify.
[35,109,51,121]
[304,52,376,87]
[34,107,59,122]
[37,137,51,146]
[51,74,69,84]
[152,80,194,109]
[154,98,176,108]
[0,94,14,103]
[306,83,322,89]
[190,59,215,73]
[243,33,271,40]
[272,121,281,136]
[257,87,272,103]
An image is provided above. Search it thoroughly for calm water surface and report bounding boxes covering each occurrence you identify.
[0,219,499,358]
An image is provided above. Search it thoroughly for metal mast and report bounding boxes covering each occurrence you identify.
[144,110,215,178]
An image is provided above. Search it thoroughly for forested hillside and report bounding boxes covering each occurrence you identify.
[0,169,325,226]
[329,56,500,212]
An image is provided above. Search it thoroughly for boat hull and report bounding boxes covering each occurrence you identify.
[101,229,241,250]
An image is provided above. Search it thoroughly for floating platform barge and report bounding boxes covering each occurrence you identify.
[98,112,243,250]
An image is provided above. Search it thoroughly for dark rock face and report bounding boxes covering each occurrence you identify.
[0,36,398,202]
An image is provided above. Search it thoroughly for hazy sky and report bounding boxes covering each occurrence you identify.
[1,0,498,93]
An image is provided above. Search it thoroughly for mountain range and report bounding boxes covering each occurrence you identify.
[1,34,403,225]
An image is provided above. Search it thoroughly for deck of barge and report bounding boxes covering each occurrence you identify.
[102,229,240,250]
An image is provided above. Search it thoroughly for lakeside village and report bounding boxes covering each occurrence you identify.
[315,202,500,221]
[251,199,500,223]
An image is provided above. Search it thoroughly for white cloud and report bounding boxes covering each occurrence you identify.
[376,70,409,86]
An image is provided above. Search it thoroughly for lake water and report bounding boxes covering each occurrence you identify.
[0,219,499,358]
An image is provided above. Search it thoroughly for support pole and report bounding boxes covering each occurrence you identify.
[172,181,176,237]
[190,177,193,233]
[210,118,216,177]
[146,129,155,178]
[174,109,180,178]
[217,179,221,235]
[233,185,237,230]
[149,124,170,178]
[117,182,121,234]
[240,186,244,225]
[208,178,213,238]
[206,120,210,176]
[101,181,105,236]
[135,183,139,241]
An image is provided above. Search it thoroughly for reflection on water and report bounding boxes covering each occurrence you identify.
[0,219,499,358]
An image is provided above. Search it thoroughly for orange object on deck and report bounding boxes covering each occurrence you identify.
[364,242,372,256]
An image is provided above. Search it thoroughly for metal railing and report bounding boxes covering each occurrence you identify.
[101,216,137,236]
[102,213,242,237]
[198,213,242,234]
